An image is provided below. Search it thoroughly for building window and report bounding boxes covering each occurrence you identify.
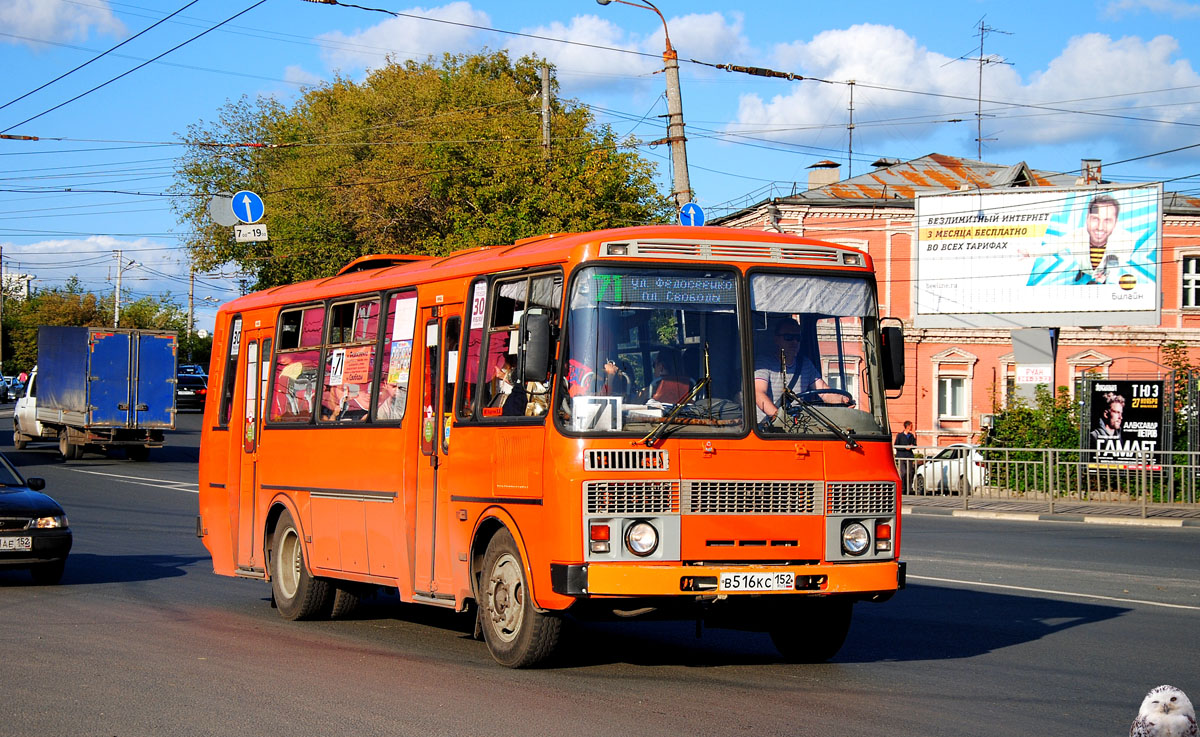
[1184,256,1200,309]
[938,377,966,418]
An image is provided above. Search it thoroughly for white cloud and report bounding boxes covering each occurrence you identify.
[505,10,750,91]
[283,65,324,89]
[729,24,1200,159]
[1104,0,1200,18]
[316,2,489,73]
[5,236,203,305]
[0,0,124,46]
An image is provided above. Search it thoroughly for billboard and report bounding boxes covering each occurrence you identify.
[915,185,1162,327]
[1087,380,1165,467]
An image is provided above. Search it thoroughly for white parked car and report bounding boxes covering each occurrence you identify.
[913,443,988,495]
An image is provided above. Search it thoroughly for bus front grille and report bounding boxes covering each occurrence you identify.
[683,480,821,514]
[825,482,896,515]
[585,480,680,514]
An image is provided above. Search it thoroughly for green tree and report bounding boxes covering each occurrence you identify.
[1,279,188,373]
[172,52,672,289]
[985,385,1079,449]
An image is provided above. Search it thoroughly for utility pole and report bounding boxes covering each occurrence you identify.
[661,39,692,206]
[188,268,195,335]
[847,80,855,179]
[114,249,122,328]
[596,0,691,206]
[541,65,551,161]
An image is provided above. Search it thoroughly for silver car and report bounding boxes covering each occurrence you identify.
[913,443,988,495]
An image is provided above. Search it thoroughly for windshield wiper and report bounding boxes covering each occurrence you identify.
[776,349,859,450]
[640,342,714,447]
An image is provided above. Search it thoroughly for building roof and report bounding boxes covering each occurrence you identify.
[712,152,1200,223]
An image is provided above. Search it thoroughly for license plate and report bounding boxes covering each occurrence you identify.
[179,390,194,396]
[718,571,794,592]
[0,536,31,552]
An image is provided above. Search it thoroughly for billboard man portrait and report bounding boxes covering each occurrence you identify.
[1090,391,1125,442]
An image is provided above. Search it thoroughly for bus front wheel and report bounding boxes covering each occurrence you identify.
[271,509,333,620]
[768,597,854,663]
[479,529,562,668]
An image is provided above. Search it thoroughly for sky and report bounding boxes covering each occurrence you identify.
[1,0,1198,332]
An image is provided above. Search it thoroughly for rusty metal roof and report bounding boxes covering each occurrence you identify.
[713,152,1200,222]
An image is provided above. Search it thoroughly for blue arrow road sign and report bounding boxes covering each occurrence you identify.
[678,202,705,227]
[232,190,265,224]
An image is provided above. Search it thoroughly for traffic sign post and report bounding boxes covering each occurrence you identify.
[232,190,265,224]
[678,202,705,227]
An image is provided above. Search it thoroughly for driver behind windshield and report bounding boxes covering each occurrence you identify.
[754,316,847,423]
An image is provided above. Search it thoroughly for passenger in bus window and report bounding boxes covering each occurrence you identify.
[600,358,632,401]
[645,348,693,404]
[377,380,406,421]
[488,354,528,416]
[322,383,369,422]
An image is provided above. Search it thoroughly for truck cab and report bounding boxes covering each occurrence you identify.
[12,368,43,449]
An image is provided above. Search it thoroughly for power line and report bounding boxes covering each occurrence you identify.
[1,0,270,134]
[0,0,202,115]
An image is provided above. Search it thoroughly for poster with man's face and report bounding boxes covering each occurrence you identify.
[1088,380,1165,466]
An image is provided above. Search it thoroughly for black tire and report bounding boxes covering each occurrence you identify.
[479,529,562,668]
[30,560,66,586]
[270,509,333,620]
[59,435,80,460]
[12,424,27,451]
[329,586,361,619]
[125,446,150,462]
[768,597,854,663]
[956,475,971,496]
[912,474,926,496]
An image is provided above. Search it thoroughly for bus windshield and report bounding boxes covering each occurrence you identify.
[562,266,745,436]
[749,272,888,440]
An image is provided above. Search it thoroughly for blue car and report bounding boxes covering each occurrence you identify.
[0,454,71,584]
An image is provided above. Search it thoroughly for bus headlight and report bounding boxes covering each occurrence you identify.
[624,520,659,557]
[841,522,870,556]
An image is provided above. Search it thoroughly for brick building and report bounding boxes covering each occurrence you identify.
[714,153,1200,446]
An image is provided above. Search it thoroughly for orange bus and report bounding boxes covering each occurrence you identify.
[197,225,907,667]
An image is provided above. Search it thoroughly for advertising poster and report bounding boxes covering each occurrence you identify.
[1088,380,1165,467]
[916,185,1161,323]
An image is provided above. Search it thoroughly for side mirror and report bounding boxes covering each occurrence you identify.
[881,325,905,390]
[26,477,45,491]
[518,312,552,384]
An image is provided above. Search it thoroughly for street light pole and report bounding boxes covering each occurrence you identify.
[596,0,692,207]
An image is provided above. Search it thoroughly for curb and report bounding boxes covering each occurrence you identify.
[902,505,1199,528]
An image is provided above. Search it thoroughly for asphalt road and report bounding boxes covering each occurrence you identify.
[1,409,1197,737]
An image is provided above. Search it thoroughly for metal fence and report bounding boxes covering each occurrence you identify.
[895,445,1200,517]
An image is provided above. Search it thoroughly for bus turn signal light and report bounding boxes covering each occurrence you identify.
[590,523,611,554]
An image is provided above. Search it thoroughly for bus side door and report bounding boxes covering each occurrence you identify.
[235,326,271,571]
[413,303,461,602]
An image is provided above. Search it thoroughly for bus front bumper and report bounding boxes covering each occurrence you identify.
[551,560,905,597]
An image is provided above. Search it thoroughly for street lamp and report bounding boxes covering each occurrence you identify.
[596,0,692,207]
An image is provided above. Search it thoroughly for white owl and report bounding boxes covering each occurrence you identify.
[1131,685,1197,737]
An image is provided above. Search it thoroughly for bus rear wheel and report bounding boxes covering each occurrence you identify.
[271,509,333,620]
[479,529,561,668]
[768,597,854,663]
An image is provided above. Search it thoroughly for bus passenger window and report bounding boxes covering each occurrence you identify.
[480,272,561,420]
[320,297,380,424]
[375,291,417,423]
[270,350,319,423]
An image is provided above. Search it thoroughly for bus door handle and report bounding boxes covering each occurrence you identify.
[429,454,439,469]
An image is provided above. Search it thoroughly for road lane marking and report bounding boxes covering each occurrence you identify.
[67,468,198,493]
[909,574,1200,611]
